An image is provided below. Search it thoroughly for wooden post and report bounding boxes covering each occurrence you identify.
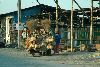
[49,12,50,22]
[99,0,100,8]
[90,0,93,45]
[55,0,58,33]
[17,0,21,48]
[71,0,74,52]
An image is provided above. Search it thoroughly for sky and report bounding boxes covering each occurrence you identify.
[0,0,99,14]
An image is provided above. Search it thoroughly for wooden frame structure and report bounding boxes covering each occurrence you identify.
[70,0,100,52]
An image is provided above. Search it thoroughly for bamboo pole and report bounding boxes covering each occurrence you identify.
[90,0,93,45]
[71,0,74,52]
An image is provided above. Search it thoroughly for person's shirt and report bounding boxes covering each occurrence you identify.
[55,33,61,45]
[22,32,26,38]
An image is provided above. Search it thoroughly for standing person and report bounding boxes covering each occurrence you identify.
[54,32,61,54]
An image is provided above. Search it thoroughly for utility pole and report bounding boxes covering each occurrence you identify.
[55,0,58,33]
[90,0,93,45]
[71,0,74,52]
[17,0,21,48]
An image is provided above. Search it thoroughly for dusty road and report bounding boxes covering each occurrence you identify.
[0,48,100,67]
[0,48,67,67]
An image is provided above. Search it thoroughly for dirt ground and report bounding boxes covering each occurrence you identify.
[0,48,100,66]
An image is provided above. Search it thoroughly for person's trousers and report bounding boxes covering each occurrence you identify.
[54,45,59,53]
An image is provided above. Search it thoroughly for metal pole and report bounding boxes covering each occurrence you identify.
[71,0,74,52]
[17,0,21,48]
[55,0,58,33]
[90,0,93,45]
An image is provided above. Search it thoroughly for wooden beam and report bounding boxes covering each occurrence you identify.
[92,0,99,1]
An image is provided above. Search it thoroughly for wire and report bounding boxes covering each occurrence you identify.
[53,0,61,9]
[36,0,48,13]
[36,0,41,5]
